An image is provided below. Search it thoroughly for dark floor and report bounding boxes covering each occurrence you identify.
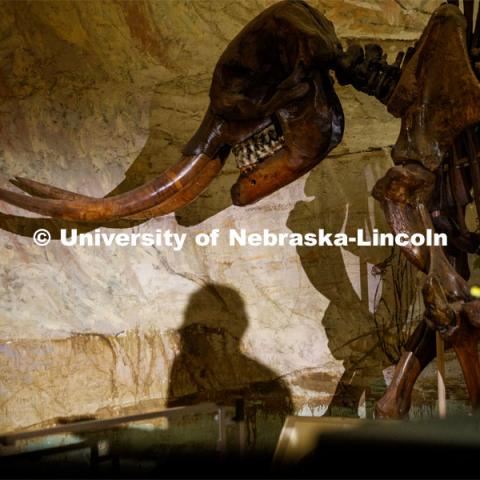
[4,415,480,479]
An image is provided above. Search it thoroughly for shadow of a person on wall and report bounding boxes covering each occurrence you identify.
[166,283,293,452]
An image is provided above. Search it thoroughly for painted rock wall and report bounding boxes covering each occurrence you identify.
[0,0,468,440]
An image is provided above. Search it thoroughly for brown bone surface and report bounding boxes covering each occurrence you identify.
[374,3,480,418]
[388,4,480,170]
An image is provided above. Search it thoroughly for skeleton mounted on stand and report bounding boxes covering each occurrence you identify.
[1,0,480,418]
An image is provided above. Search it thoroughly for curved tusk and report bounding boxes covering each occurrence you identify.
[11,155,225,221]
[124,156,224,220]
[0,154,223,222]
[11,177,92,201]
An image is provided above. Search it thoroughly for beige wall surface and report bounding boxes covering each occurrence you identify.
[0,0,468,436]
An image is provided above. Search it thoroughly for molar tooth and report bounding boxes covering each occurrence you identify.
[233,123,284,170]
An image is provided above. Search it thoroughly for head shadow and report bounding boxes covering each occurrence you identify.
[167,283,293,447]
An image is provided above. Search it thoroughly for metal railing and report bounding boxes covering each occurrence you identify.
[0,401,246,465]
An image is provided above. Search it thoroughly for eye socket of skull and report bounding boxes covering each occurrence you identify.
[230,72,344,206]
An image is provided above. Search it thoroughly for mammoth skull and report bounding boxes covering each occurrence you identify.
[0,0,344,221]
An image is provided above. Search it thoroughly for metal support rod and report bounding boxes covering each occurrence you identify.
[234,399,247,456]
[436,331,447,418]
[216,406,227,456]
